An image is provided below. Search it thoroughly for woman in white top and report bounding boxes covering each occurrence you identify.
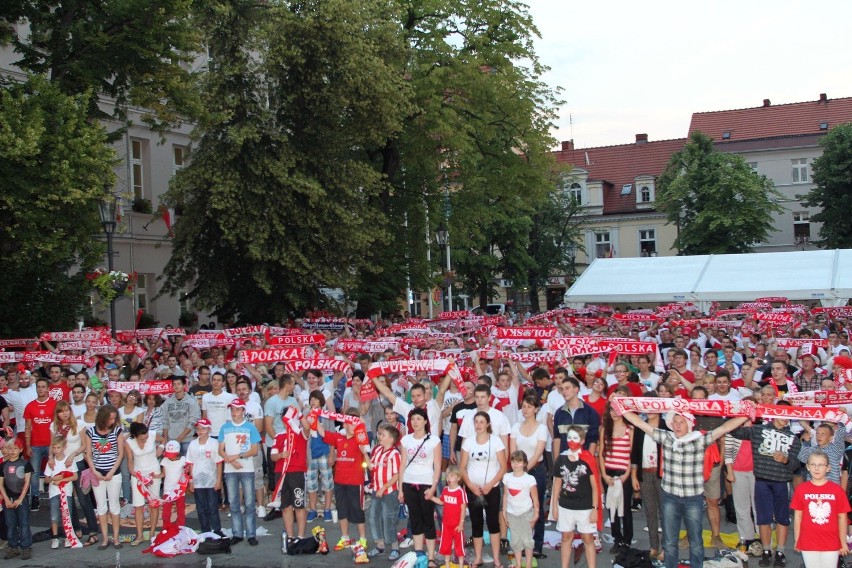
[461,411,507,568]
[398,407,442,567]
[509,395,548,557]
[118,390,145,506]
[125,422,163,545]
[51,400,99,541]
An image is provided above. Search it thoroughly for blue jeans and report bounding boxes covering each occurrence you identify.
[224,472,256,538]
[120,458,131,503]
[368,491,400,547]
[5,495,33,549]
[529,462,547,552]
[661,491,704,568]
[29,445,51,498]
[195,487,222,534]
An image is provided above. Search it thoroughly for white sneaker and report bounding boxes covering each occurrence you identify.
[267,500,281,510]
[51,538,60,549]
[399,537,413,549]
[256,505,267,518]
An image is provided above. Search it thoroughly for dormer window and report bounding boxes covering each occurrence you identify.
[560,173,587,205]
[635,177,655,204]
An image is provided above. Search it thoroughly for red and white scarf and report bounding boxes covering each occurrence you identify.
[133,469,191,509]
[57,471,82,548]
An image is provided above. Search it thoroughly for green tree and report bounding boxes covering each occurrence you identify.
[657,131,783,255]
[0,77,116,336]
[799,122,852,248]
[160,0,412,322]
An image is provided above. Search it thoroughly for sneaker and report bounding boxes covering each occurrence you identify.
[679,537,690,550]
[31,496,40,512]
[248,537,258,546]
[710,535,726,550]
[267,500,281,510]
[399,537,413,549]
[51,538,59,549]
[256,505,267,518]
[389,550,401,561]
[324,509,333,522]
[307,510,318,522]
[231,537,244,545]
[773,551,786,567]
[759,550,773,567]
[358,538,368,550]
[368,547,385,558]
[4,548,19,559]
[21,548,32,560]
[334,537,353,551]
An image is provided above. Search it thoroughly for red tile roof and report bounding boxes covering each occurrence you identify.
[689,95,852,142]
[554,138,687,214]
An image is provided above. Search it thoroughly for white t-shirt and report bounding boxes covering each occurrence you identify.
[50,422,84,463]
[458,408,510,440]
[201,391,238,436]
[510,422,548,465]
[442,392,464,435]
[70,402,87,419]
[502,472,536,516]
[186,437,223,489]
[161,456,187,493]
[3,384,37,434]
[709,390,742,402]
[127,435,160,475]
[491,384,519,425]
[394,398,443,437]
[400,433,441,485]
[44,459,77,498]
[545,390,565,417]
[462,434,505,486]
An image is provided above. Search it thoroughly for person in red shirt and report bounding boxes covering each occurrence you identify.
[45,364,71,403]
[791,450,851,568]
[317,409,370,551]
[430,465,467,568]
[271,408,311,544]
[24,378,57,511]
[606,363,644,397]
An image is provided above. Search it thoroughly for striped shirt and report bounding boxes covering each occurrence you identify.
[651,429,714,497]
[604,427,632,471]
[87,426,122,474]
[370,444,401,496]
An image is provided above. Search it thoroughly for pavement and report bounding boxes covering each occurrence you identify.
[4,494,800,567]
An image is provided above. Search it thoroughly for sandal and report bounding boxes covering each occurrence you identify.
[130,537,144,547]
[98,542,110,550]
[428,561,439,568]
[84,535,99,547]
[114,542,123,550]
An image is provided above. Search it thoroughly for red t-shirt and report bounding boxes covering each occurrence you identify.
[272,431,308,473]
[24,398,57,447]
[440,485,468,531]
[47,382,71,403]
[790,480,851,551]
[582,395,606,418]
[323,431,366,486]
[607,382,643,397]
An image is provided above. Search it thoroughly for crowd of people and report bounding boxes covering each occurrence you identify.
[0,302,851,568]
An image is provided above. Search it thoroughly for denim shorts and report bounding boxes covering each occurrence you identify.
[306,456,333,493]
[50,494,62,524]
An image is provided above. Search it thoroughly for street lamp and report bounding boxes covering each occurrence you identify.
[435,223,452,311]
[567,242,577,285]
[98,196,118,335]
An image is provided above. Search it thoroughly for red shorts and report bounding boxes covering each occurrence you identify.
[439,527,465,557]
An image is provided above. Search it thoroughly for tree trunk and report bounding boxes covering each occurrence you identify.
[528,283,541,314]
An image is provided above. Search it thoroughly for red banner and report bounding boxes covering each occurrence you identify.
[776,338,829,349]
[238,347,310,364]
[495,327,559,340]
[755,313,794,325]
[266,333,326,347]
[0,338,39,348]
[756,297,788,303]
[612,313,658,322]
[40,331,110,342]
[285,358,350,373]
[223,325,267,337]
[334,340,402,353]
[107,380,174,395]
[596,340,658,355]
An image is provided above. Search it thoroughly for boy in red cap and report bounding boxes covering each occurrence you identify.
[187,419,224,536]
[161,440,188,529]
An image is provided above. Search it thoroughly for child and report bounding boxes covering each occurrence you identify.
[791,449,850,568]
[305,391,334,522]
[0,438,34,559]
[502,451,538,568]
[186,419,224,536]
[160,440,188,530]
[430,465,467,568]
[551,426,599,568]
[367,424,402,560]
[44,436,79,549]
[316,409,370,554]
[270,407,311,550]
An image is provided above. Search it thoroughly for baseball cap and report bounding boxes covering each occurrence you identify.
[664,410,695,431]
[163,440,181,458]
[194,418,212,429]
[228,398,246,409]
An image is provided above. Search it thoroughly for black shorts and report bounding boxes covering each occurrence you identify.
[281,471,307,510]
[334,484,365,524]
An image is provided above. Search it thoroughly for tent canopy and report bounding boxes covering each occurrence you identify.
[563,249,852,308]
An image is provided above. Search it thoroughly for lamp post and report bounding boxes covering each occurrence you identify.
[98,197,118,334]
[435,223,452,312]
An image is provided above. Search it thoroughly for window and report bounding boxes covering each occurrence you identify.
[173,145,186,177]
[793,212,811,241]
[568,182,582,204]
[179,291,191,316]
[791,158,809,183]
[595,232,612,258]
[640,185,652,202]
[639,229,657,256]
[131,139,144,199]
[136,274,150,314]
[620,184,632,196]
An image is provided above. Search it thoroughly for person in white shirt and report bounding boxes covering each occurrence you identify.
[373,373,451,437]
[201,373,237,439]
[3,372,37,435]
[457,385,510,451]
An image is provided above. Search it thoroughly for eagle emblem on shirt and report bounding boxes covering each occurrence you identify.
[809,499,831,525]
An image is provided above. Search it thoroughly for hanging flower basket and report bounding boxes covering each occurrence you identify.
[86,269,138,303]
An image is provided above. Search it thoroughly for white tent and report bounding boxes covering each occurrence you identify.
[563,249,852,310]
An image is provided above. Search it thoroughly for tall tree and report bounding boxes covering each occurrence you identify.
[799,122,852,248]
[0,77,116,336]
[160,0,412,322]
[657,131,783,255]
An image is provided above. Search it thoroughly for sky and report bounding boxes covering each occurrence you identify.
[525,0,852,148]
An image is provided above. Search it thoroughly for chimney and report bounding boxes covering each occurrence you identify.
[763,99,771,107]
[561,140,574,152]
[635,133,648,144]
[820,93,828,102]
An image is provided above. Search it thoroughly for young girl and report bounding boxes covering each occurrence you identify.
[791,449,850,568]
[598,401,633,553]
[44,436,79,549]
[161,440,188,529]
[1,438,34,559]
[502,451,538,568]
[430,465,467,568]
[551,426,599,568]
[367,424,402,560]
